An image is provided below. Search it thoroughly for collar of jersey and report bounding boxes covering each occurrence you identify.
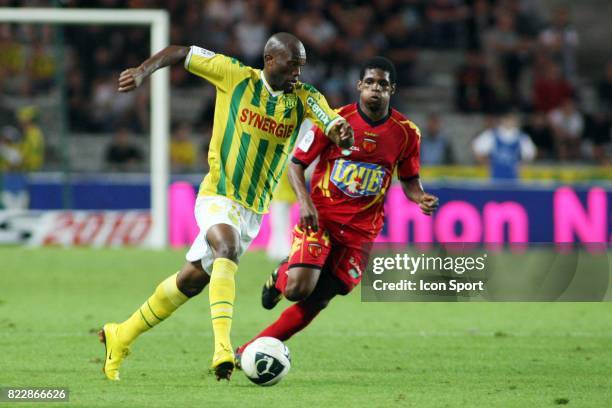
[357,102,391,127]
[260,71,284,98]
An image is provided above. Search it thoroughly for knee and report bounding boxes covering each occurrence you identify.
[284,281,315,302]
[177,262,209,298]
[213,242,240,262]
[309,297,331,311]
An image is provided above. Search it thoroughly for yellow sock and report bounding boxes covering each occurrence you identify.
[209,258,238,356]
[118,272,188,345]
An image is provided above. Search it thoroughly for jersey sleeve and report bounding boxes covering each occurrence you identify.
[520,134,537,161]
[397,123,421,180]
[184,46,242,92]
[292,124,332,167]
[472,130,494,156]
[301,85,341,135]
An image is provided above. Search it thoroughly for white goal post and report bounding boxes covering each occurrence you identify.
[0,8,170,248]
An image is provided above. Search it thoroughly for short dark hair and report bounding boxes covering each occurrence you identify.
[360,56,396,84]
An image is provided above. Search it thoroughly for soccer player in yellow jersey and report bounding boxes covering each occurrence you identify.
[99,33,354,381]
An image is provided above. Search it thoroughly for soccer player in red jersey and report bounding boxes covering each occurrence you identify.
[237,57,438,355]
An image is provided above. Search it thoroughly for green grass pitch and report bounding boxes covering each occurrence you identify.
[0,248,610,407]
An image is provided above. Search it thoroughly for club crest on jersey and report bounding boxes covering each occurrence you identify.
[330,158,386,197]
[361,138,377,153]
[307,243,323,258]
[283,94,297,110]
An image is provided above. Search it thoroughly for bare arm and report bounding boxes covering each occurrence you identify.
[400,177,439,216]
[118,45,190,92]
[287,160,319,231]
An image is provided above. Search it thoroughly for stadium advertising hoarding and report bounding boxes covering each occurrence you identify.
[375,184,610,243]
[0,210,151,247]
[171,182,612,247]
[2,182,610,247]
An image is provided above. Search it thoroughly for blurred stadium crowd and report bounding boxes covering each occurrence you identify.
[0,0,611,172]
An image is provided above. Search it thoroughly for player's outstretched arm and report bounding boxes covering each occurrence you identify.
[287,161,319,231]
[326,118,354,149]
[118,45,190,92]
[400,177,439,216]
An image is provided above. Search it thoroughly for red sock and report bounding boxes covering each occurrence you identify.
[274,261,289,293]
[237,301,321,353]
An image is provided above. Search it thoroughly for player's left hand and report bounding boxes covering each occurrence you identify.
[298,198,319,232]
[418,193,439,216]
[328,118,354,149]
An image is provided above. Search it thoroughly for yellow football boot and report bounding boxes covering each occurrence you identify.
[98,323,130,381]
[211,345,235,381]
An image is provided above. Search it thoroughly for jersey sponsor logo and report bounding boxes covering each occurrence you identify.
[298,130,315,152]
[191,46,215,58]
[239,108,295,138]
[330,158,386,197]
[306,96,331,127]
[362,138,377,153]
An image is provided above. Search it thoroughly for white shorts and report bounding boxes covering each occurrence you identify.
[185,195,263,274]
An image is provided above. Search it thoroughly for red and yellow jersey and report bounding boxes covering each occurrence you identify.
[292,103,421,240]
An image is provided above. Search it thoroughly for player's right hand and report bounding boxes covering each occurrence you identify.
[299,199,319,232]
[118,67,145,92]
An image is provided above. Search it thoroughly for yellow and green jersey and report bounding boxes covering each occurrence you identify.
[20,126,44,171]
[184,46,340,214]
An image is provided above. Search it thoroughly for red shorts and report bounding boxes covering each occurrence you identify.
[287,225,371,294]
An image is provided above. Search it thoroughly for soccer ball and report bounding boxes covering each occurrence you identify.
[240,337,291,386]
